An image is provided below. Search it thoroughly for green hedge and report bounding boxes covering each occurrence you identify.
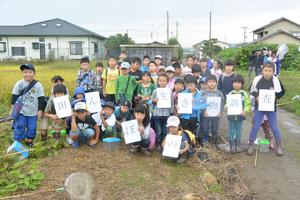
[217,44,300,71]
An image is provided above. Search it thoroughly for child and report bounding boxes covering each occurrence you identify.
[173,62,183,79]
[171,57,178,65]
[129,57,142,83]
[193,57,200,65]
[68,102,99,148]
[149,61,158,84]
[11,64,45,147]
[165,66,176,90]
[102,56,119,103]
[211,60,223,82]
[162,116,193,163]
[115,62,137,103]
[227,74,250,153]
[92,102,116,139]
[128,103,156,154]
[202,75,225,148]
[192,64,202,90]
[71,86,86,108]
[114,99,132,134]
[173,78,186,116]
[248,63,285,156]
[154,55,164,69]
[179,76,206,136]
[95,62,104,98]
[157,66,166,76]
[199,58,211,78]
[137,71,156,104]
[140,55,150,72]
[118,50,130,66]
[151,73,174,151]
[218,59,236,98]
[76,57,96,92]
[44,84,68,140]
[182,56,193,75]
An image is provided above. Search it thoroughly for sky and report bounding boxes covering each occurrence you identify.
[0,0,300,47]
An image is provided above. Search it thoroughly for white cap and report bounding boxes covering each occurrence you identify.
[120,62,130,69]
[154,55,162,59]
[158,66,165,71]
[165,66,175,72]
[74,102,87,111]
[166,116,180,127]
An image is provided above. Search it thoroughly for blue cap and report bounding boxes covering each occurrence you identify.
[20,64,35,72]
[120,62,130,69]
[73,86,85,98]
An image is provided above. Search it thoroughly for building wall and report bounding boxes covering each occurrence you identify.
[0,36,105,61]
[264,21,300,35]
[260,33,300,45]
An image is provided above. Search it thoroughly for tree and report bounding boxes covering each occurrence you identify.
[105,33,134,57]
[202,38,223,58]
[167,37,183,60]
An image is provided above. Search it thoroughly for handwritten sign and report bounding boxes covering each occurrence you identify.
[53,95,72,118]
[162,134,182,158]
[206,97,221,117]
[157,88,171,108]
[177,93,193,114]
[121,120,141,144]
[258,89,275,111]
[226,94,243,115]
[85,92,102,113]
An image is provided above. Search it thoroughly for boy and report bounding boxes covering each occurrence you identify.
[76,57,96,92]
[182,56,193,75]
[140,55,151,72]
[162,116,193,163]
[92,102,116,139]
[44,84,68,140]
[11,64,45,147]
[191,64,202,90]
[217,59,236,98]
[202,75,225,148]
[118,50,130,66]
[68,102,99,148]
[71,86,86,108]
[114,99,132,134]
[129,57,142,83]
[115,62,137,103]
[173,62,183,79]
[199,58,211,78]
[102,56,120,103]
[95,62,104,98]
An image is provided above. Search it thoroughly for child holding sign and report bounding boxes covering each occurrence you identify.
[227,75,250,153]
[248,63,285,156]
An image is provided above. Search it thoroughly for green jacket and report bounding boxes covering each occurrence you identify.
[227,89,250,120]
[115,75,137,101]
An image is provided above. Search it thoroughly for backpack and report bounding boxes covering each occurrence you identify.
[178,130,196,146]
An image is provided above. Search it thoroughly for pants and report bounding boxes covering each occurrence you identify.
[70,128,95,143]
[228,120,243,145]
[180,118,198,136]
[202,117,219,139]
[13,114,37,141]
[249,110,282,143]
[131,138,150,149]
[153,116,168,144]
[105,94,115,104]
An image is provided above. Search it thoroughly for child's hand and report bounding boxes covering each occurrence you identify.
[89,139,98,146]
[241,111,246,117]
[152,98,158,103]
[204,111,209,117]
[256,96,259,102]
[72,112,76,118]
[51,114,58,120]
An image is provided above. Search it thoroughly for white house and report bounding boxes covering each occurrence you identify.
[0,18,106,61]
[193,39,230,58]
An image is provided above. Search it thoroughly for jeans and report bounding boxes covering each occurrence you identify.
[70,128,95,144]
[249,110,282,143]
[153,116,168,144]
[13,114,37,141]
[202,117,220,139]
[228,120,243,145]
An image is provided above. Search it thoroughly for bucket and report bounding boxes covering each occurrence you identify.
[102,137,121,151]
[258,139,270,152]
[65,172,94,200]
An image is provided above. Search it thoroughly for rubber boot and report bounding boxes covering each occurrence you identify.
[247,142,255,155]
[276,141,284,156]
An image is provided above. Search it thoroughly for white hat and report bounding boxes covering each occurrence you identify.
[165,66,175,72]
[154,55,162,59]
[120,62,130,69]
[74,102,87,111]
[166,116,180,127]
[158,66,165,71]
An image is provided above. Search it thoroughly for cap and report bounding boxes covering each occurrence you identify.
[104,102,115,110]
[166,116,180,127]
[74,102,87,111]
[73,86,85,98]
[154,55,162,60]
[20,64,35,72]
[120,62,131,69]
[165,66,175,72]
[158,66,165,71]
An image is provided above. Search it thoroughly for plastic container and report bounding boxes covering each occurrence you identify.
[65,172,94,200]
[258,139,270,153]
[6,141,29,160]
[102,137,121,151]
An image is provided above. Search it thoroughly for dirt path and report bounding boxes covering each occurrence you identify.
[219,108,300,200]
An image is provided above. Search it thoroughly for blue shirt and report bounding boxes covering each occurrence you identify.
[114,106,132,121]
[140,65,149,73]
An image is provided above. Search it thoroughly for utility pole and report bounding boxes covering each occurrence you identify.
[176,21,178,40]
[242,26,248,44]
[209,8,212,54]
[151,24,153,41]
[167,11,169,43]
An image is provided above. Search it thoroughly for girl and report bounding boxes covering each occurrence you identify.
[173,78,186,116]
[129,103,156,154]
[211,60,223,82]
[218,59,236,98]
[165,66,176,90]
[148,61,158,84]
[137,71,156,104]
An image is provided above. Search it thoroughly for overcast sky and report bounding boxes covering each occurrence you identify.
[0,0,299,47]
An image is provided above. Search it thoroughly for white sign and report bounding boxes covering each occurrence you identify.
[177,93,193,114]
[85,92,102,113]
[157,88,171,108]
[226,94,243,115]
[121,120,141,144]
[206,97,221,117]
[53,95,72,118]
[258,89,275,111]
[162,134,182,158]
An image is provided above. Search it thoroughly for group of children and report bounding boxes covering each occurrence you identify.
[10,52,286,163]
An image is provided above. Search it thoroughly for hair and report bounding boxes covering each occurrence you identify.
[53,84,67,95]
[171,57,178,62]
[158,73,169,82]
[172,62,181,69]
[131,57,142,65]
[200,57,208,63]
[108,55,117,61]
[193,57,200,62]
[232,74,245,86]
[186,55,193,61]
[148,61,157,66]
[185,75,198,85]
[80,57,90,64]
[206,74,218,83]
[51,75,64,83]
[134,103,150,127]
[120,50,127,55]
[175,78,185,85]
[192,64,201,73]
[143,55,150,60]
[262,63,275,72]
[95,62,103,67]
[141,71,154,83]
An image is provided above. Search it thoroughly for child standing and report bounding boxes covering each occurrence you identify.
[248,63,285,156]
[182,56,193,75]
[165,66,176,90]
[154,55,164,69]
[191,64,202,90]
[11,64,45,147]
[218,59,236,98]
[137,71,156,104]
[173,62,183,79]
[140,55,150,73]
[227,74,250,153]
[173,78,186,116]
[148,61,158,84]
[210,60,223,82]
[102,56,119,103]
[95,62,104,98]
[76,57,96,92]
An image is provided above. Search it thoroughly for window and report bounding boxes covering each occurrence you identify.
[39,38,45,42]
[93,43,98,53]
[48,43,52,50]
[293,32,300,38]
[32,42,39,49]
[0,42,6,52]
[70,42,83,55]
[11,47,25,56]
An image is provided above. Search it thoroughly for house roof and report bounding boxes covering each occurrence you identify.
[0,18,106,39]
[256,29,300,42]
[253,17,300,33]
[193,39,230,47]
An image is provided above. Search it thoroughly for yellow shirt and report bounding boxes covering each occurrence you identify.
[101,67,119,94]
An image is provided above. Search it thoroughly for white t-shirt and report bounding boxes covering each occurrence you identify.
[92,112,116,131]
[182,66,192,75]
[141,124,151,140]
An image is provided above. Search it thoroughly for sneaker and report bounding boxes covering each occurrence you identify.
[177,156,187,164]
[276,142,284,156]
[236,146,243,153]
[72,140,79,148]
[230,146,237,154]
[247,143,255,155]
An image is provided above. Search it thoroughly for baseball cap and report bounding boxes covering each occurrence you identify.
[20,64,35,72]
[74,102,87,111]
[165,66,175,72]
[158,66,165,71]
[104,102,115,110]
[154,55,162,60]
[166,116,180,127]
[120,62,130,69]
